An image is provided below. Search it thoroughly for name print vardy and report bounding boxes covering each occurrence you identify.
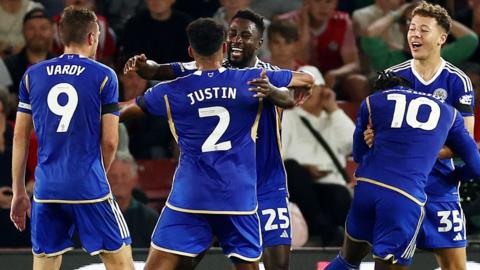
[188,87,237,105]
[46,65,86,76]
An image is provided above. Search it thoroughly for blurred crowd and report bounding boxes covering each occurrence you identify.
[1,0,480,248]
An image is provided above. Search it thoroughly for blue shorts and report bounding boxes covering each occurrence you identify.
[258,196,291,248]
[151,206,262,262]
[346,181,425,265]
[417,201,467,249]
[31,198,131,256]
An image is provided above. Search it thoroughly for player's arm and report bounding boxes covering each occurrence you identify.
[10,111,32,232]
[248,69,295,108]
[446,112,480,180]
[123,54,177,81]
[352,99,371,163]
[101,114,118,172]
[438,116,475,159]
[119,98,145,121]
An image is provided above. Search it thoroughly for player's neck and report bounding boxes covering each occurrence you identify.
[150,9,172,21]
[413,56,443,82]
[196,59,223,71]
[63,46,91,59]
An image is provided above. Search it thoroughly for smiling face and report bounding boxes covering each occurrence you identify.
[227,17,262,67]
[407,15,447,61]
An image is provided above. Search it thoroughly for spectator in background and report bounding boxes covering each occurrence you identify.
[278,0,369,101]
[0,59,12,89]
[121,0,192,64]
[282,65,354,246]
[95,0,145,37]
[35,0,64,18]
[52,0,116,66]
[120,71,174,159]
[250,0,301,20]
[173,0,219,19]
[352,0,406,51]
[456,0,480,64]
[4,8,54,119]
[0,0,43,58]
[0,87,31,247]
[213,0,270,59]
[267,19,305,70]
[362,2,478,71]
[107,151,159,248]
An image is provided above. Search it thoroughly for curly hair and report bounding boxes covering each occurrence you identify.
[412,1,452,33]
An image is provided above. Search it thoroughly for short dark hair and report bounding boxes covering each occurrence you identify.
[186,18,225,57]
[59,6,97,46]
[373,71,412,92]
[267,20,298,43]
[23,8,51,24]
[412,1,451,33]
[232,9,265,36]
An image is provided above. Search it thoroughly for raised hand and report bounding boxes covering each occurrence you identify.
[123,54,148,75]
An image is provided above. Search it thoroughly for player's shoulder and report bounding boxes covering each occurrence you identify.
[386,60,412,74]
[442,61,472,85]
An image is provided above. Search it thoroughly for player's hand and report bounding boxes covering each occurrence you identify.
[10,191,31,232]
[364,125,374,148]
[0,186,13,209]
[248,69,274,98]
[123,54,148,75]
[293,87,312,105]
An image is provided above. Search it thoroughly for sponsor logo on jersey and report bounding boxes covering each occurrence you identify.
[432,88,448,102]
[459,94,473,105]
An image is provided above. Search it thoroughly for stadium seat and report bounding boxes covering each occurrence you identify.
[136,159,177,209]
[337,101,360,122]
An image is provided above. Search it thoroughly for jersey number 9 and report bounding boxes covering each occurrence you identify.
[47,83,78,133]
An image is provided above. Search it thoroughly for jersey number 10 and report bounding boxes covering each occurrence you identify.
[387,93,440,130]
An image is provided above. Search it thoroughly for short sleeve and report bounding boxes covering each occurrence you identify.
[17,73,32,114]
[136,83,168,117]
[266,69,292,87]
[171,61,198,77]
[352,99,370,163]
[100,69,120,115]
[450,73,474,117]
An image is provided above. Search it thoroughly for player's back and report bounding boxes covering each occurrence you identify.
[354,88,457,203]
[140,67,292,213]
[19,54,118,202]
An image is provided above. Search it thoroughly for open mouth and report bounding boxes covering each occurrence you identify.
[231,47,243,58]
[411,41,423,49]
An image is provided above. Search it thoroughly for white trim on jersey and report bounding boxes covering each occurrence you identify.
[410,59,446,85]
[445,62,473,93]
[387,60,411,72]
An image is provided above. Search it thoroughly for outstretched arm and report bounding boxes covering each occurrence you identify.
[123,54,178,81]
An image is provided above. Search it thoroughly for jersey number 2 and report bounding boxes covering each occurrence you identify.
[199,106,232,152]
[47,83,78,133]
[387,94,440,130]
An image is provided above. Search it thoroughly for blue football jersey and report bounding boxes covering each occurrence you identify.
[136,67,292,213]
[171,59,289,199]
[354,88,478,204]
[18,54,119,202]
[387,59,475,201]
